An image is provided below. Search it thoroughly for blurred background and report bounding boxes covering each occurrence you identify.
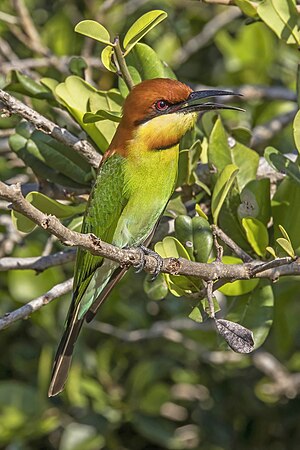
[1,0,300,449]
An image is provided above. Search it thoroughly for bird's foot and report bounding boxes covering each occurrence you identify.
[134,245,163,281]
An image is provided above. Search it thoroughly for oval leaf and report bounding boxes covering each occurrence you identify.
[242,217,268,257]
[264,146,300,184]
[101,45,117,72]
[211,164,239,224]
[75,20,111,45]
[123,10,168,54]
[219,256,259,296]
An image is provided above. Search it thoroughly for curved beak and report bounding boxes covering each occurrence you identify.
[170,89,244,114]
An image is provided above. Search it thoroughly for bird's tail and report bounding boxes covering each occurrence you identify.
[48,303,83,397]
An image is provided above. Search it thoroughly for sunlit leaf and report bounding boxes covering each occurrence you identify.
[101,45,117,72]
[12,191,85,233]
[123,10,168,54]
[211,164,239,224]
[266,246,277,258]
[208,118,259,192]
[242,217,268,257]
[234,0,258,18]
[257,0,300,45]
[276,238,295,258]
[219,256,259,296]
[293,110,300,153]
[75,20,111,45]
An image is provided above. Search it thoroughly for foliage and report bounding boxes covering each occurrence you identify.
[1,1,300,449]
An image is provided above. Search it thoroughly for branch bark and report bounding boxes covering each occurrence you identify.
[0,249,76,271]
[0,180,299,282]
[0,89,101,168]
[0,278,73,330]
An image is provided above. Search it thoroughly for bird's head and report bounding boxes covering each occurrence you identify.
[110,78,242,153]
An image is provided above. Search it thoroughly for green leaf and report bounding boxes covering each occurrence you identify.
[278,224,292,243]
[242,217,269,257]
[118,43,175,97]
[177,139,203,188]
[189,297,221,323]
[174,215,194,260]
[101,45,117,72]
[83,110,121,123]
[40,77,59,93]
[208,118,259,192]
[293,110,300,153]
[218,256,259,296]
[143,273,168,301]
[75,20,111,45]
[155,237,200,297]
[9,121,92,188]
[266,246,277,258]
[211,164,239,224]
[192,216,213,263]
[12,192,85,233]
[238,179,271,225]
[195,203,208,220]
[69,56,88,77]
[273,178,300,252]
[189,305,204,323]
[264,146,300,184]
[226,281,274,349]
[257,0,300,45]
[55,76,123,152]
[234,0,258,18]
[5,70,51,99]
[123,10,168,54]
[276,238,295,258]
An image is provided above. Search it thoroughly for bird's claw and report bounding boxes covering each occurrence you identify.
[134,245,163,281]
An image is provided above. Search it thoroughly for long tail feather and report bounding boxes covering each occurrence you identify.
[85,267,127,323]
[48,304,83,397]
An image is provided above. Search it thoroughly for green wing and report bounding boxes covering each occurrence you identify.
[72,153,127,313]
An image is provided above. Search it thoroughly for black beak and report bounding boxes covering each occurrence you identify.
[170,89,244,114]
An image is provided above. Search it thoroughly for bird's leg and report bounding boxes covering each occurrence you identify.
[134,245,163,281]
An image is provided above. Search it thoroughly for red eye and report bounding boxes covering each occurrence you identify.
[155,100,169,111]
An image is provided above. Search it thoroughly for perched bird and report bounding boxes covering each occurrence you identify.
[48,78,240,396]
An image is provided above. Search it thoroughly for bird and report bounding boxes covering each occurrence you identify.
[48,77,241,396]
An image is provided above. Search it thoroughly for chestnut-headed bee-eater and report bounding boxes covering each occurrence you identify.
[48,78,240,396]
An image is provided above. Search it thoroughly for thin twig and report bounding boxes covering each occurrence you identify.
[12,0,48,55]
[212,225,253,262]
[0,89,101,168]
[0,56,104,74]
[114,37,134,91]
[0,278,73,330]
[212,226,223,262]
[172,7,242,67]
[251,108,298,150]
[194,84,297,103]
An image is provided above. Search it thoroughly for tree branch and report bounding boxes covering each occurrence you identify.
[251,108,298,150]
[0,278,73,331]
[172,7,242,67]
[0,249,76,271]
[0,180,299,282]
[0,89,101,168]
